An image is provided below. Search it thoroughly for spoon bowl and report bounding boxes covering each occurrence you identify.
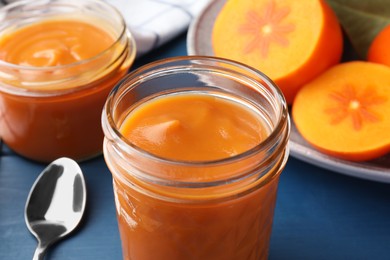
[25,157,87,260]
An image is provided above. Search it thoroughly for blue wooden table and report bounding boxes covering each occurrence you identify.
[1,32,390,260]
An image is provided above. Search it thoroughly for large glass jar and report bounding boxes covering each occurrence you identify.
[102,56,290,260]
[0,0,136,162]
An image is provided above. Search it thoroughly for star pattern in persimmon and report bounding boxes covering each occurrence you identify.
[238,1,295,58]
[324,84,387,131]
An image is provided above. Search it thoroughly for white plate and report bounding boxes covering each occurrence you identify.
[187,0,390,183]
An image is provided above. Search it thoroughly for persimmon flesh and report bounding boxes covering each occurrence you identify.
[212,0,343,104]
[292,61,390,161]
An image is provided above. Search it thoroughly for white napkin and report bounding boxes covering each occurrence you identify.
[0,0,212,56]
[108,0,212,56]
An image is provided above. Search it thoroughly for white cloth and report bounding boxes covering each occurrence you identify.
[108,0,211,56]
[0,0,212,56]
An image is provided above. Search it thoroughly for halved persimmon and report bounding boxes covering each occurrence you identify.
[212,0,343,104]
[292,61,390,161]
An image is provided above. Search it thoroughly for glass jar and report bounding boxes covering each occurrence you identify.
[102,56,290,260]
[0,0,136,162]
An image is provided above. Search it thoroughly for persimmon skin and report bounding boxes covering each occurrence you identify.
[292,61,390,162]
[367,24,390,66]
[212,0,343,104]
[314,144,390,162]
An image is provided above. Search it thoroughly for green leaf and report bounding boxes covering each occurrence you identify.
[326,0,390,59]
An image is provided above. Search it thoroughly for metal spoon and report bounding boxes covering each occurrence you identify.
[25,157,87,260]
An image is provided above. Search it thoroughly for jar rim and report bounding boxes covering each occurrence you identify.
[103,55,290,167]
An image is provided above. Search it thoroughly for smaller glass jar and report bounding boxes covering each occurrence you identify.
[102,56,290,260]
[0,0,136,162]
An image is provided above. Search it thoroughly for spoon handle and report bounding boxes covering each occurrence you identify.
[32,242,48,260]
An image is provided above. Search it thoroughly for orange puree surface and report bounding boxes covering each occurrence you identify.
[0,19,114,66]
[120,93,268,161]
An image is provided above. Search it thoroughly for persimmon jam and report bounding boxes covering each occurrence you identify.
[0,19,114,67]
[0,15,135,162]
[120,93,269,161]
[102,56,289,260]
[109,92,281,260]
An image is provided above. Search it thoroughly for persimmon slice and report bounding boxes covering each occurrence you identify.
[212,0,343,104]
[292,61,390,161]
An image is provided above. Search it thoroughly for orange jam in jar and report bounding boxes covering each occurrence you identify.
[0,0,136,162]
[120,93,269,161]
[102,57,290,260]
